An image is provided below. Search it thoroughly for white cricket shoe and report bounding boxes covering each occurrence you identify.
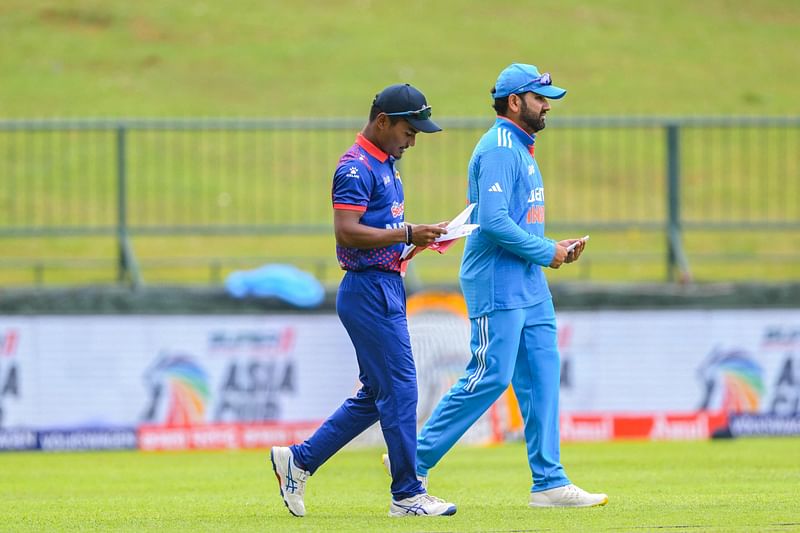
[381,453,428,490]
[389,493,457,517]
[270,446,310,517]
[529,483,608,508]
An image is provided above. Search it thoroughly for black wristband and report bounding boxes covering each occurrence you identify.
[405,224,413,245]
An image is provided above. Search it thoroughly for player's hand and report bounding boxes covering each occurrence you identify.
[410,223,448,247]
[549,243,569,268]
[561,238,587,263]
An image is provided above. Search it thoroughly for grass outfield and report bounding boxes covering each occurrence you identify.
[2,439,799,532]
[2,1,799,286]
[1,1,799,286]
[2,0,798,116]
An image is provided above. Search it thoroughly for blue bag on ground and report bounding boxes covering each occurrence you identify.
[224,264,325,308]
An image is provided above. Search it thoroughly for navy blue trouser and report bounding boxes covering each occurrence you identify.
[290,269,425,501]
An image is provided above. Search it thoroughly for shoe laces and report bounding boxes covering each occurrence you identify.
[562,484,588,500]
[418,493,446,505]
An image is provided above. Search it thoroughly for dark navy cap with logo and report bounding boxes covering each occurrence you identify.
[373,83,442,133]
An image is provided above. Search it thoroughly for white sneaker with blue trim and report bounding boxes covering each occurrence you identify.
[270,446,310,517]
[389,492,457,517]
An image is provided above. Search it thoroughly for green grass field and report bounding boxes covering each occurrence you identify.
[3,439,799,532]
[2,0,799,116]
[1,0,799,286]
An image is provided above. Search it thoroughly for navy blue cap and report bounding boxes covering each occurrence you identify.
[373,84,442,133]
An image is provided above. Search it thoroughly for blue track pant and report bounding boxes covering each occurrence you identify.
[416,298,570,492]
[290,270,424,501]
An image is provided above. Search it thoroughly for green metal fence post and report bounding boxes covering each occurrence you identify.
[116,125,126,283]
[666,123,691,282]
[116,124,142,288]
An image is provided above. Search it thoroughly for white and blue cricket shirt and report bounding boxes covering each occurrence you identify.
[460,117,557,318]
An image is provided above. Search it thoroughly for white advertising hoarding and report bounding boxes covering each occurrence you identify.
[1,308,798,447]
[0,316,358,430]
[557,310,799,415]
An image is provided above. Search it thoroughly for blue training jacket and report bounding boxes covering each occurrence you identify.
[460,117,557,318]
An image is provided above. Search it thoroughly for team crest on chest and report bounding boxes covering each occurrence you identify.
[391,201,405,218]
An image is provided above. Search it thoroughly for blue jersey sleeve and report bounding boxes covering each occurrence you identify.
[332,160,374,210]
[476,148,556,266]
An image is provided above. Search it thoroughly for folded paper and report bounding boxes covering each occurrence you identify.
[400,203,479,276]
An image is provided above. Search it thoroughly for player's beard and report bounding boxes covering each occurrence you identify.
[519,98,546,133]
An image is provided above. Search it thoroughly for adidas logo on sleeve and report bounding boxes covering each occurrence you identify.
[488,182,503,192]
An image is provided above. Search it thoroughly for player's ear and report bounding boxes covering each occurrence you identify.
[375,112,390,131]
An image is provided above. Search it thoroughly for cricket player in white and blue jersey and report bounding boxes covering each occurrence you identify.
[413,64,608,508]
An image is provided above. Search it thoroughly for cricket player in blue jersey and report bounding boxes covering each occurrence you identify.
[270,83,457,518]
[385,64,607,507]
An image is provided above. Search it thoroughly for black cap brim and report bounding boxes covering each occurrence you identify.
[407,117,442,133]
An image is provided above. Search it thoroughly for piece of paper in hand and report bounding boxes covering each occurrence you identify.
[434,223,480,243]
[400,203,478,260]
[445,203,476,230]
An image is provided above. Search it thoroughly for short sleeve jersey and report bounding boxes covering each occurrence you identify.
[331,133,405,272]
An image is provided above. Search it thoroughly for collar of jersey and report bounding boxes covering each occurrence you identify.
[356,133,389,163]
[495,116,536,150]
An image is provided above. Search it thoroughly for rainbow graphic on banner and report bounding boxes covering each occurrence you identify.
[701,350,764,413]
[152,356,210,426]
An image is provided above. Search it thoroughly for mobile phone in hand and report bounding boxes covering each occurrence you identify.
[566,235,590,253]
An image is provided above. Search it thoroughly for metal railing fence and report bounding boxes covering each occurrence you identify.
[1,116,798,286]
